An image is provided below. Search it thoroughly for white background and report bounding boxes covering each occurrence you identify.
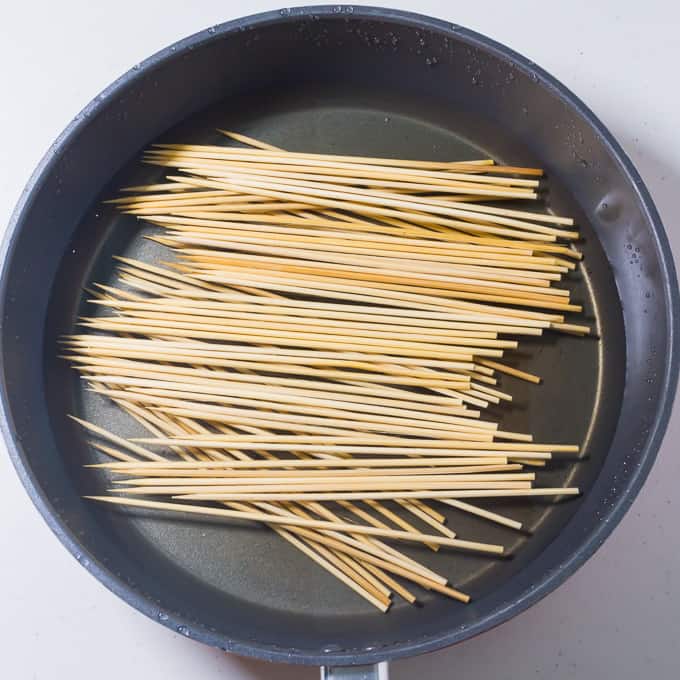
[1,2,678,678]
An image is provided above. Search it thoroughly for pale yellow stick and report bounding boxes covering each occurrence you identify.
[103,390,488,440]
[267,523,471,602]
[183,256,571,304]
[334,500,445,581]
[68,416,166,462]
[116,474,534,488]
[80,319,492,360]
[89,442,137,463]
[103,382,402,607]
[106,190,253,206]
[268,504,442,585]
[130,435,576,452]
[166,242,564,293]
[394,500,458,540]
[70,349,473,388]
[439,499,523,531]
[176,169,572,230]
[112,466,522,481]
[192,271,579,313]
[89,309,516,347]
[73,355,471,393]
[157,226,567,272]
[89,299,532,335]
[161,283,566,323]
[149,144,538,181]
[91,457,510,470]
[274,526,390,611]
[219,130,283,151]
[178,488,579,502]
[478,359,542,384]
[174,176,558,242]
[80,290,556,327]
[76,359,473,411]
[167,173,573,237]
[123,406,400,606]
[272,503,394,601]
[119,181,196,193]
[194,162,536,198]
[147,212,552,257]
[210,136,502,170]
[162,235,564,284]
[353,499,440,552]
[85,495,505,553]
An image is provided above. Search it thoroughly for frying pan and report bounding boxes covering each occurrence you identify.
[2,6,678,679]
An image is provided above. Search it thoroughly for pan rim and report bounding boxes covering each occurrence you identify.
[1,4,678,667]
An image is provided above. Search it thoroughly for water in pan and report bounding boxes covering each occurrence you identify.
[49,87,624,621]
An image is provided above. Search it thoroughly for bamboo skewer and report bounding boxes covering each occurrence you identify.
[91,458,512,470]
[68,133,586,610]
[83,351,456,605]
[150,144,539,179]
[84,495,505,553]
[175,488,579,502]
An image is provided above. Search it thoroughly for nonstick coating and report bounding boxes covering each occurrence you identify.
[1,6,678,667]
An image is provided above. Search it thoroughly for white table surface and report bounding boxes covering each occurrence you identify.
[1,2,678,678]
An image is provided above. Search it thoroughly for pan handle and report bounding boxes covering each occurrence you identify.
[321,663,389,679]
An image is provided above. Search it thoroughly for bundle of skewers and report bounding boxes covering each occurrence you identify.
[63,131,585,612]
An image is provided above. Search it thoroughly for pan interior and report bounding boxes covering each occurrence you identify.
[44,82,624,644]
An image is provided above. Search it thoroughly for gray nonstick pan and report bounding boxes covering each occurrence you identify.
[1,6,678,679]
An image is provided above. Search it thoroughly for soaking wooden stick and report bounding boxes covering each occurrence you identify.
[85,495,505,553]
[68,137,590,610]
[176,488,579,502]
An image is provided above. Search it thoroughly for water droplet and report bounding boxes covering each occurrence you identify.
[323,643,343,653]
[522,106,529,115]
[170,46,176,52]
[645,292,651,298]
[507,72,515,81]
[177,625,191,637]
[596,197,621,222]
[207,26,216,34]
[132,63,141,71]
[345,6,354,13]
[158,612,169,621]
[635,247,640,253]
[279,8,290,16]
[332,5,342,12]
[627,244,633,250]
[579,159,588,168]
[383,116,390,123]
[418,38,426,47]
